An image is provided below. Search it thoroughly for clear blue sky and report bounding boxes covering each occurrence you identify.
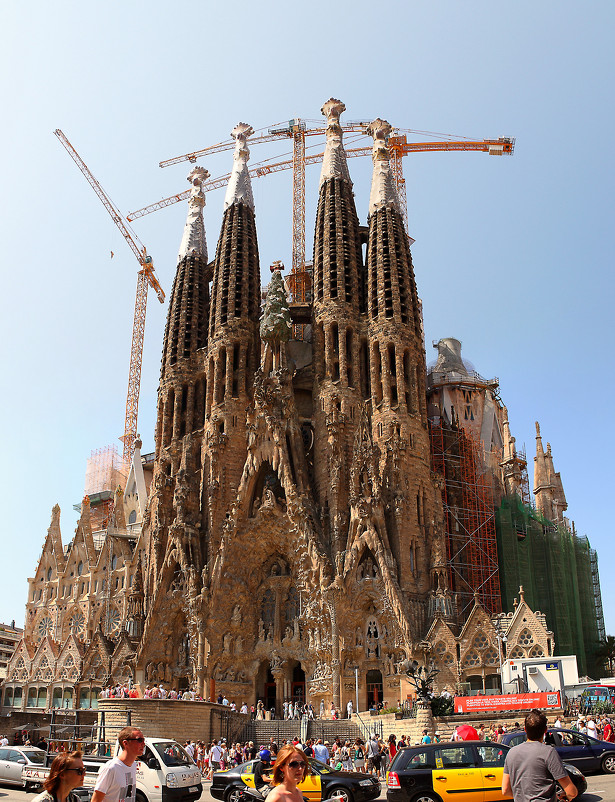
[1,2,613,645]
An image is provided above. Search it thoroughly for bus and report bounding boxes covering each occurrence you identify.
[580,685,615,712]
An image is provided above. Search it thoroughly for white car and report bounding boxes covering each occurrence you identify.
[0,746,46,788]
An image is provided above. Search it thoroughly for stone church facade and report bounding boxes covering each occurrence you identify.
[2,98,583,714]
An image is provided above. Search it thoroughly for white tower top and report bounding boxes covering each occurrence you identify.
[223,122,255,211]
[319,98,352,187]
[367,118,402,217]
[177,166,210,263]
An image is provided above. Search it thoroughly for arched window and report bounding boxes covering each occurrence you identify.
[77,561,83,576]
[261,590,276,629]
[285,588,299,623]
[128,510,137,525]
[47,568,52,582]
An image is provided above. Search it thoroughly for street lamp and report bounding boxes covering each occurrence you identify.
[494,617,507,692]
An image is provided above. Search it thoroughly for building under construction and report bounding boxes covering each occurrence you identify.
[1,100,605,713]
[427,337,604,677]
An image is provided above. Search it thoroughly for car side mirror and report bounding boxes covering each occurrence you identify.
[147,758,160,770]
[17,759,27,765]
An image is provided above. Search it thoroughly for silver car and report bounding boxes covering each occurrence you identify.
[0,746,46,788]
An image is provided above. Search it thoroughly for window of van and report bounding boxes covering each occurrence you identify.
[152,742,192,767]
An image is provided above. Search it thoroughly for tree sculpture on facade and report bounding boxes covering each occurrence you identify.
[402,659,440,703]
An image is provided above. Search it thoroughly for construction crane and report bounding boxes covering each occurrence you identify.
[54,129,165,465]
[157,119,371,274]
[128,133,514,260]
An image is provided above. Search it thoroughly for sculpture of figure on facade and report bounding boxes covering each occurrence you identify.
[270,650,282,671]
[258,619,265,641]
[223,633,232,654]
[232,605,242,626]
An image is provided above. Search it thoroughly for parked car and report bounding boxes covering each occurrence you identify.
[501,727,615,774]
[386,740,587,802]
[211,757,380,802]
[0,746,46,789]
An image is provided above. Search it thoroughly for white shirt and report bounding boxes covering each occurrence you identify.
[94,757,136,802]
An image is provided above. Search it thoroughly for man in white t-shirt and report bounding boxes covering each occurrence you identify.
[92,726,145,802]
[0,736,8,747]
[210,739,223,770]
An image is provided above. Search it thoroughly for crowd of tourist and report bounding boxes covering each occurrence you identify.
[184,733,405,780]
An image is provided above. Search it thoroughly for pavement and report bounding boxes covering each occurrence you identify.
[2,773,615,802]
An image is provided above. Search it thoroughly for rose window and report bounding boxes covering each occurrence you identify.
[105,607,121,634]
[435,641,447,655]
[484,649,499,665]
[518,628,534,646]
[473,633,489,650]
[463,651,480,667]
[69,612,85,636]
[37,616,52,638]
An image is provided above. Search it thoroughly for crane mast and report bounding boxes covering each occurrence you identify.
[54,129,165,465]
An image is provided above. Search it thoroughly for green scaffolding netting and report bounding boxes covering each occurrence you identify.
[496,494,602,677]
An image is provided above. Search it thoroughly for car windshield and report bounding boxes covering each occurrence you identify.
[152,741,193,767]
[24,751,45,765]
[309,758,333,774]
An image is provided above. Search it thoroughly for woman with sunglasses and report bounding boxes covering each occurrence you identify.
[267,744,309,802]
[33,751,85,802]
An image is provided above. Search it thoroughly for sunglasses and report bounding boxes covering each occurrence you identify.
[67,768,86,776]
[126,737,145,743]
[287,761,306,769]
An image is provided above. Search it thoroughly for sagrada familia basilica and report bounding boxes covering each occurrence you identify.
[2,100,603,714]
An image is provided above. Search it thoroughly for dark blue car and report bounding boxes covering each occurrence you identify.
[501,727,615,774]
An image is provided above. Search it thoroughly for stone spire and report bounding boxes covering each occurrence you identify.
[177,166,209,263]
[319,98,351,186]
[365,116,422,337]
[534,422,568,523]
[366,118,402,217]
[533,421,548,489]
[78,495,97,566]
[209,122,260,339]
[224,123,255,211]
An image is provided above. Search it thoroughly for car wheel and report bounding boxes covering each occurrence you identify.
[327,788,354,802]
[225,787,244,802]
[136,791,148,802]
[601,754,615,773]
[412,793,441,802]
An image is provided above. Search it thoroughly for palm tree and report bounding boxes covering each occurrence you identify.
[596,636,615,676]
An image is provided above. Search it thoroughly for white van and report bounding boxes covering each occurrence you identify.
[22,736,202,802]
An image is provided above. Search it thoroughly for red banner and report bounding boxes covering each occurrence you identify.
[454,691,561,714]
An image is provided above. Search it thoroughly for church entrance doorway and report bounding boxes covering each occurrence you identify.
[366,669,383,708]
[291,664,305,704]
[264,668,276,711]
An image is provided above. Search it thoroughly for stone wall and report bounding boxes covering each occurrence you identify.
[97,699,248,745]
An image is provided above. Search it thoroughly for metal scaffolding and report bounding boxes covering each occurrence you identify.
[430,420,502,617]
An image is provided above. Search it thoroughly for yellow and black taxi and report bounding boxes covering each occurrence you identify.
[211,757,380,802]
[385,741,587,802]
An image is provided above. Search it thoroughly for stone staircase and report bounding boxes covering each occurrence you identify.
[246,719,362,747]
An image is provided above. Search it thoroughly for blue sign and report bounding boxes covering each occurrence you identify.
[545,662,559,671]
